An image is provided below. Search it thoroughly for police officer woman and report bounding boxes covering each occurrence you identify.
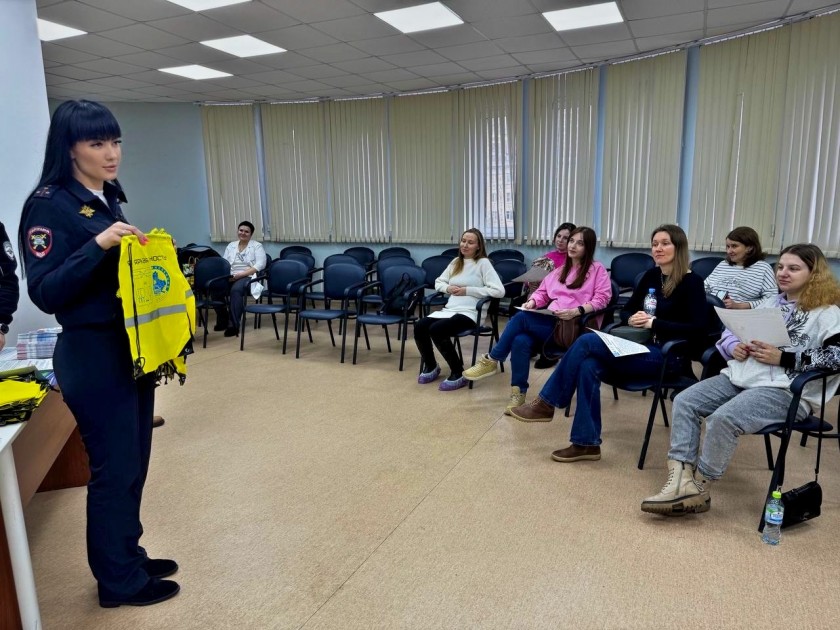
[19,100,179,608]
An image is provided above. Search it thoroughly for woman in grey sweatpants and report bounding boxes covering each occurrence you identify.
[641,243,840,516]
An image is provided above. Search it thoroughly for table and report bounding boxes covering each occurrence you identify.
[0,423,40,629]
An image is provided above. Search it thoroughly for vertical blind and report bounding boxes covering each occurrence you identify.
[601,51,686,248]
[201,104,262,241]
[527,70,599,244]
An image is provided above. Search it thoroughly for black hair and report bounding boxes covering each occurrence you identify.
[553,222,576,240]
[238,221,255,234]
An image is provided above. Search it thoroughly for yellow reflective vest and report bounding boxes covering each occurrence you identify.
[118,229,195,382]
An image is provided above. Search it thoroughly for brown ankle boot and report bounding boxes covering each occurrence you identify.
[509,397,555,422]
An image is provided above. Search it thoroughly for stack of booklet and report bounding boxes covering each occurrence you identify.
[16,327,62,360]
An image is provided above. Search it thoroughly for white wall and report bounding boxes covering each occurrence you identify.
[0,0,56,335]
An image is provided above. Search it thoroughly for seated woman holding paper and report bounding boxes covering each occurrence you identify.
[508,224,706,463]
[704,226,777,309]
[463,227,610,414]
[641,243,840,516]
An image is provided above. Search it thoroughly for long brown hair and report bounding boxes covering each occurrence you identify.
[779,244,840,311]
[452,228,489,276]
[651,224,690,298]
[559,227,597,290]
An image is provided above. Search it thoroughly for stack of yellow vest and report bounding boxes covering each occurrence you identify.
[0,367,50,426]
[118,229,195,383]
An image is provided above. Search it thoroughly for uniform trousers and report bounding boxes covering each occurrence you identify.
[414,314,475,377]
[668,374,806,479]
[54,323,156,597]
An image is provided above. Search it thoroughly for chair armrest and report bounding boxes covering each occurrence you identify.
[203,273,232,293]
[789,366,840,398]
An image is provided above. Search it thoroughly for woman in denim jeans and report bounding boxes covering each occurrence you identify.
[509,224,707,463]
[641,243,840,516]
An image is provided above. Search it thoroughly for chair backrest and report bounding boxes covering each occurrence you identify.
[492,258,527,285]
[421,255,453,286]
[279,245,312,259]
[610,252,655,290]
[691,256,725,280]
[177,243,220,267]
[343,246,376,267]
[378,246,412,260]
[266,259,308,296]
[376,255,415,277]
[705,293,725,337]
[380,265,427,314]
[324,253,362,268]
[193,257,231,294]
[441,247,460,257]
[488,249,525,264]
[323,263,367,300]
[284,252,316,271]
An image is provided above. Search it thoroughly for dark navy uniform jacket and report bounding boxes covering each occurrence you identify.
[22,179,128,329]
[0,221,20,326]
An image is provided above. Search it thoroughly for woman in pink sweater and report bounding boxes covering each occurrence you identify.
[463,227,611,414]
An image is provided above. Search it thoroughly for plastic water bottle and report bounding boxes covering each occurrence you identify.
[643,288,657,317]
[762,490,784,545]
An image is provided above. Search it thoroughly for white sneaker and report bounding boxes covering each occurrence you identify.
[503,386,526,416]
[463,354,499,381]
[641,460,710,516]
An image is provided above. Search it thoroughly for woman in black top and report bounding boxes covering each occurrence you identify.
[19,100,179,608]
[509,224,706,462]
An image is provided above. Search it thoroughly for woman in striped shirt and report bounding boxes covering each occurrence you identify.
[704,226,777,309]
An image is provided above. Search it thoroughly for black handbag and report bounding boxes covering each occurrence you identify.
[781,481,821,528]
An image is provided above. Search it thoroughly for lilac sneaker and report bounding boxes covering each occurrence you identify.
[439,376,468,391]
[418,365,441,384]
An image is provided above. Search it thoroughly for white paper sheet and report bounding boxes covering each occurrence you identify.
[591,330,651,357]
[713,307,791,346]
[512,266,551,283]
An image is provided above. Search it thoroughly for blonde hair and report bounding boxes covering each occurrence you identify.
[779,244,840,311]
[651,224,690,298]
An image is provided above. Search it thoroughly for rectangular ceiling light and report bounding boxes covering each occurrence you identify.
[375,2,463,34]
[201,35,285,57]
[37,18,86,41]
[159,65,232,80]
[543,2,624,32]
[166,0,250,10]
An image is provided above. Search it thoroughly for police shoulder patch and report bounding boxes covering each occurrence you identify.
[32,185,57,199]
[2,241,15,261]
[28,227,53,259]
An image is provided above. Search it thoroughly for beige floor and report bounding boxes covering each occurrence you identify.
[23,316,840,629]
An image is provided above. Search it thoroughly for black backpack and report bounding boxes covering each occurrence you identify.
[380,272,419,315]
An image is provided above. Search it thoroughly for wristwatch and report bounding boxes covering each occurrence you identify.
[577,305,585,316]
[0,323,8,335]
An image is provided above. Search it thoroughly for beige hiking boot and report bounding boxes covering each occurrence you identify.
[503,386,526,416]
[463,354,499,381]
[641,459,710,516]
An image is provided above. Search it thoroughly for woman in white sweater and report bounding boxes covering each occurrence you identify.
[414,228,504,391]
[704,226,777,309]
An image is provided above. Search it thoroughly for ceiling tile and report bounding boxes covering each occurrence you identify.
[381,50,449,67]
[788,0,840,12]
[261,0,366,22]
[344,82,390,94]
[319,87,354,97]
[39,1,134,31]
[61,80,112,94]
[635,29,705,52]
[473,14,554,39]
[122,70,187,85]
[494,33,566,54]
[409,61,468,77]
[319,74,369,88]
[98,89,153,100]
[432,71,482,86]
[512,48,580,65]
[458,54,522,72]
[77,0,189,22]
[98,24,191,49]
[446,0,539,21]
[707,1,791,28]
[74,58,148,75]
[202,3,300,33]
[242,69,304,84]
[45,72,76,86]
[302,43,370,63]
[89,75,152,90]
[273,79,333,92]
[201,76,263,89]
[475,66,530,80]
[621,0,704,20]
[383,78,439,91]
[147,14,240,41]
[155,43,232,64]
[351,34,427,56]
[207,58,277,75]
[407,24,488,48]
[112,51,185,70]
[348,0,420,10]
[244,51,317,69]
[362,68,420,83]
[436,41,505,61]
[573,39,640,61]
[628,12,706,38]
[47,64,107,80]
[246,85,303,98]
[132,85,198,98]
[331,57,396,74]
[526,60,587,73]
[54,34,145,57]
[311,15,399,41]
[40,42,99,64]
[288,64,349,79]
[559,22,634,46]
[259,24,340,50]
[708,0,779,7]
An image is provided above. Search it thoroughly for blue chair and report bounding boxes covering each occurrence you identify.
[365,256,416,310]
[378,246,412,260]
[239,259,309,354]
[280,245,312,259]
[609,253,655,304]
[193,257,231,348]
[352,265,427,371]
[492,258,528,318]
[295,263,368,362]
[324,253,362,268]
[690,256,725,280]
[441,247,460,257]
[421,255,452,315]
[488,249,525,264]
[344,246,376,270]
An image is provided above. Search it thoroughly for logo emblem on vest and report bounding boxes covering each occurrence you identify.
[79,205,95,218]
[2,241,15,261]
[27,227,52,258]
[151,266,171,296]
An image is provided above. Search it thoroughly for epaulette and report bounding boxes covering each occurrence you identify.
[32,185,57,199]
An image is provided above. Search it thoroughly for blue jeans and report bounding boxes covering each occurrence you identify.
[537,334,673,446]
[489,311,556,393]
